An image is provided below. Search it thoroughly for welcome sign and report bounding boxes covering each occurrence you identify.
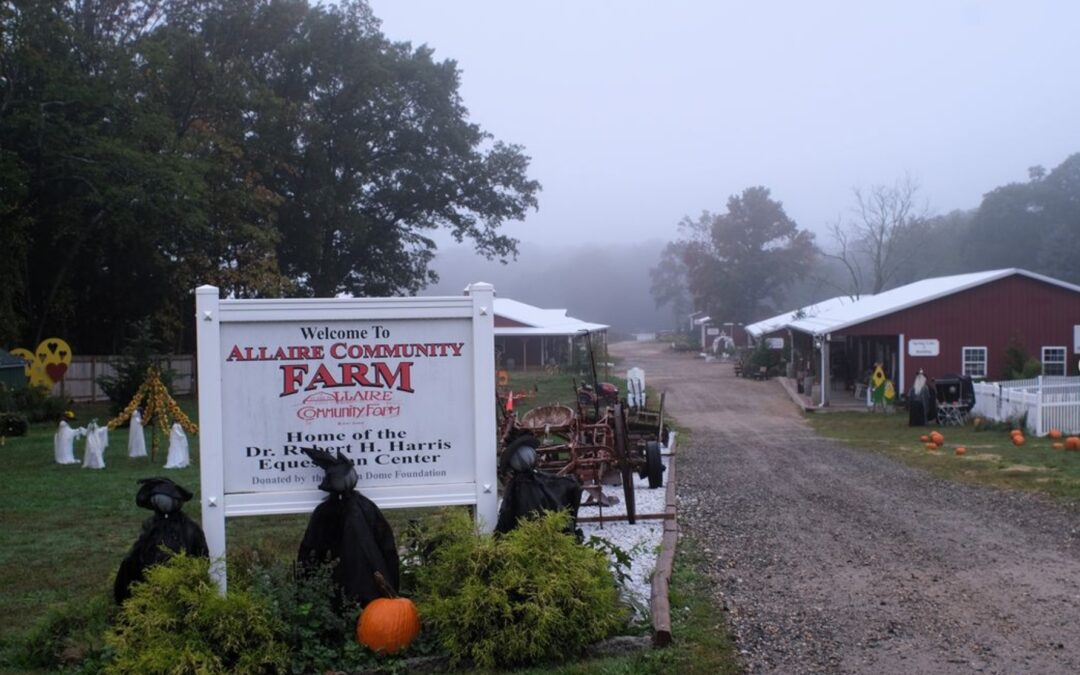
[196,284,497,590]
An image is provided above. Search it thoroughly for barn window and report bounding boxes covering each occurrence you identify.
[1042,346,1066,376]
[961,346,987,378]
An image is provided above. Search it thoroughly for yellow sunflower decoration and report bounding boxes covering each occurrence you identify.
[107,367,198,456]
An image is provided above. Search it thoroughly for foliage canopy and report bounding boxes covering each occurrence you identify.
[0,0,539,352]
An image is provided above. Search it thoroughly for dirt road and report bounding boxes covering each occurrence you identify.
[613,341,1080,674]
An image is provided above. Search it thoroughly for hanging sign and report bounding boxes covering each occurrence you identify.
[907,339,940,357]
[196,283,497,591]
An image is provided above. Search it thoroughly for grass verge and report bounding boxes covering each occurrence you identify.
[805,411,1080,501]
[513,535,741,675]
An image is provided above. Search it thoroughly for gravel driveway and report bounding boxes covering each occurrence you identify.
[612,341,1080,674]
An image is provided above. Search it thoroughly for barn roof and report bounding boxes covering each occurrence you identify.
[493,298,608,337]
[745,295,866,338]
[787,268,1080,336]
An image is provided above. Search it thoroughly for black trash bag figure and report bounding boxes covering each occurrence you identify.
[496,435,583,536]
[297,447,400,607]
[114,477,208,604]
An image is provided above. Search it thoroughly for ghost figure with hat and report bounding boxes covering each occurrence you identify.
[113,477,208,604]
[163,422,189,469]
[297,447,400,607]
[81,420,108,469]
[54,419,86,465]
[127,409,147,459]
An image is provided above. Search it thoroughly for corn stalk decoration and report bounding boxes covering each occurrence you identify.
[107,367,198,456]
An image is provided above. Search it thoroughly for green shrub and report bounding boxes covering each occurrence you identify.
[413,510,624,669]
[4,593,113,671]
[0,412,28,436]
[0,384,67,422]
[105,554,288,675]
[243,556,385,674]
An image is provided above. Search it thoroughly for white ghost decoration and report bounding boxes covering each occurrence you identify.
[82,421,108,469]
[164,422,190,469]
[128,409,147,458]
[53,420,84,465]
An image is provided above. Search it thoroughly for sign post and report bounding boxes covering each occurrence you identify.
[196,283,497,591]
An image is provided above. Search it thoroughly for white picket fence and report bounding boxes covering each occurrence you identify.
[971,376,1080,436]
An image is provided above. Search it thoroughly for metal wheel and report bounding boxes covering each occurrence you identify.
[645,440,664,489]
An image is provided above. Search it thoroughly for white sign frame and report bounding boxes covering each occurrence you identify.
[907,339,940,357]
[196,283,497,590]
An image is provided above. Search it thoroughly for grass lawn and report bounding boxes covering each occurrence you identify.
[806,411,1080,501]
[0,386,742,674]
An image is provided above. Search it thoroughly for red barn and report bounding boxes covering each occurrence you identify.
[780,269,1080,406]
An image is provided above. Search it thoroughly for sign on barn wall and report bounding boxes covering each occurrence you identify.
[196,284,497,590]
[766,337,784,349]
[908,339,940,357]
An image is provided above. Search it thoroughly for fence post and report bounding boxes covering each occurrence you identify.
[1035,375,1044,436]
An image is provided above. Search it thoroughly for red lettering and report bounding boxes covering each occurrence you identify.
[280,364,309,396]
[374,362,414,393]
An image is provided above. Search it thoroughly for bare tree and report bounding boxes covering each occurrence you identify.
[827,175,929,295]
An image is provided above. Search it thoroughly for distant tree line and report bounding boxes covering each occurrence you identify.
[0,0,539,353]
[651,153,1080,327]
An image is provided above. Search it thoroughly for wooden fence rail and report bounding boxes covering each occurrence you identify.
[50,355,195,403]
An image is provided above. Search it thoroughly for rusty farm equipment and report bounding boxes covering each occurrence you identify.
[498,394,667,525]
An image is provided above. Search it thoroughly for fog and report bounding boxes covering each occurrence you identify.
[424,241,676,334]
[371,1,1079,251]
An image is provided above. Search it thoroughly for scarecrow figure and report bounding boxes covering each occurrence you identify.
[496,434,583,537]
[114,477,208,604]
[297,447,400,606]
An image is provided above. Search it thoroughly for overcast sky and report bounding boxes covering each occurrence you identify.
[368,1,1080,249]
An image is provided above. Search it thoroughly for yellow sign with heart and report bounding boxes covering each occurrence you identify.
[10,338,73,387]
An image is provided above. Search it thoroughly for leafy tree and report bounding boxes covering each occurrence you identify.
[0,0,540,353]
[669,188,816,323]
[649,241,692,329]
[960,153,1080,283]
[1035,154,1080,284]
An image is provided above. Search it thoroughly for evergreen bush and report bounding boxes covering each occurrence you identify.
[105,554,288,675]
[0,412,29,436]
[413,510,624,669]
[96,319,174,416]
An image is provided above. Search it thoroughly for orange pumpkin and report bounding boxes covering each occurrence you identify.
[919,435,930,443]
[1052,442,1065,450]
[929,431,944,445]
[955,446,967,455]
[1012,434,1025,446]
[1049,428,1063,440]
[1066,436,1080,451]
[357,573,421,655]
[1010,429,1023,438]
[925,442,939,450]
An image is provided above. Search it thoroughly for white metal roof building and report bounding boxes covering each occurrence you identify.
[758,269,1080,407]
[492,298,609,370]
